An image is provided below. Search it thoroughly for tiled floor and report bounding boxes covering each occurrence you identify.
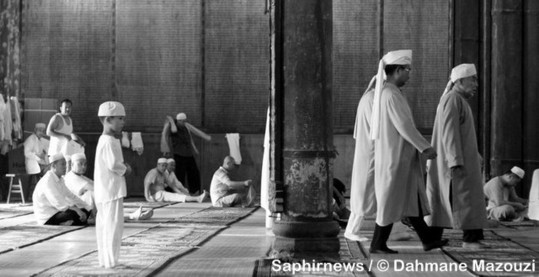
[1,200,538,276]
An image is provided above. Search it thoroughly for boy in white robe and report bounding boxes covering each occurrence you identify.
[94,101,131,268]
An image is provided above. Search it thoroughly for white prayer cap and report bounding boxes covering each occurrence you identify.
[370,49,413,140]
[511,166,525,179]
[49,153,65,164]
[176,113,187,120]
[35,123,46,129]
[157,158,168,164]
[450,63,477,83]
[98,101,126,117]
[166,158,175,164]
[71,153,86,161]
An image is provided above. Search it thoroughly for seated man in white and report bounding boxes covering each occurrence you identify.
[32,153,89,226]
[484,166,529,221]
[144,158,207,203]
[24,123,49,201]
[164,158,191,195]
[210,156,256,207]
[64,152,96,221]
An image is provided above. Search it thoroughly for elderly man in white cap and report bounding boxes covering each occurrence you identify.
[368,50,446,254]
[24,122,50,201]
[64,153,96,218]
[160,112,211,195]
[94,101,131,268]
[426,63,488,250]
[32,153,89,226]
[144,158,207,203]
[484,166,529,221]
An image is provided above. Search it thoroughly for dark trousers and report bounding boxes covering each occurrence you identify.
[371,196,434,250]
[45,209,88,226]
[174,155,201,194]
[429,182,484,243]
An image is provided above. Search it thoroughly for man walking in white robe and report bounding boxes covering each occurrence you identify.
[426,64,488,250]
[369,50,447,254]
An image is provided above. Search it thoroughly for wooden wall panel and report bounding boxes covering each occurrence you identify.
[116,0,202,131]
[383,0,450,131]
[21,0,113,132]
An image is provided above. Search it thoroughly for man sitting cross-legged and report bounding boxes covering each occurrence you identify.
[210,156,256,207]
[144,158,207,203]
[64,152,97,223]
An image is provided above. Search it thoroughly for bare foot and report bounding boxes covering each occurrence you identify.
[197,190,208,203]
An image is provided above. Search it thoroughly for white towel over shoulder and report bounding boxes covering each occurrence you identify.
[225,133,241,165]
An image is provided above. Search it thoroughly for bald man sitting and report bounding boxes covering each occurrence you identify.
[210,156,256,208]
[144,158,207,203]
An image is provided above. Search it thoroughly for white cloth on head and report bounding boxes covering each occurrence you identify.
[24,133,48,174]
[166,158,175,164]
[370,49,412,140]
[131,132,144,155]
[71,152,86,161]
[121,132,130,148]
[442,64,477,96]
[94,135,127,204]
[98,101,125,117]
[225,133,242,165]
[96,198,123,268]
[35,123,46,129]
[261,108,270,211]
[176,113,187,120]
[511,166,525,179]
[528,169,539,220]
[157,158,167,164]
[49,153,64,163]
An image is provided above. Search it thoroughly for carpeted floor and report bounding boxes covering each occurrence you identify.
[0,224,86,254]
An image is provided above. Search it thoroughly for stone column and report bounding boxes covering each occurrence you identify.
[270,0,340,260]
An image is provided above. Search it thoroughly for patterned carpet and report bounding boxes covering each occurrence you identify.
[0,224,86,254]
[35,207,259,276]
[442,230,539,276]
[0,204,34,220]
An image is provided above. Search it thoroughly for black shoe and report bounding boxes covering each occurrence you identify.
[423,239,449,251]
[369,246,398,254]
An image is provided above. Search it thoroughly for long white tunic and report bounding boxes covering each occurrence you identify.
[94,135,127,204]
[64,171,95,210]
[349,90,376,218]
[24,134,48,174]
[374,83,431,226]
[425,90,487,230]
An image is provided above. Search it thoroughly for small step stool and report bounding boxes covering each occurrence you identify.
[6,174,25,204]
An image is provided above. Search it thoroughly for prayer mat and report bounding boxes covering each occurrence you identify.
[173,206,259,225]
[0,204,34,220]
[0,209,33,220]
[0,224,85,254]
[122,201,170,209]
[35,223,226,277]
[499,220,538,229]
[441,230,539,276]
[253,234,369,277]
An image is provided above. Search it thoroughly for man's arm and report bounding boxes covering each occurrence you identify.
[144,170,156,202]
[46,115,71,141]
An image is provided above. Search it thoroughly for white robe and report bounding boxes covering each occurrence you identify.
[374,83,431,226]
[24,134,48,175]
[528,169,539,220]
[64,171,95,210]
[425,90,487,230]
[345,90,376,235]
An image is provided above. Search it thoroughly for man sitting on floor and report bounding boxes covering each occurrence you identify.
[164,158,191,195]
[484,166,529,221]
[144,158,207,203]
[32,153,89,226]
[210,156,255,207]
[64,152,96,223]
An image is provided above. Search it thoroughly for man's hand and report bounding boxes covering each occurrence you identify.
[451,166,466,179]
[125,163,132,176]
[422,147,437,160]
[72,207,87,222]
[244,180,253,187]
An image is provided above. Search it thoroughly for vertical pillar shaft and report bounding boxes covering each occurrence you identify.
[490,0,523,176]
[270,0,339,258]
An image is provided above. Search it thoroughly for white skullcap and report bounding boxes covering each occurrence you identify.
[442,64,477,97]
[157,158,168,164]
[176,113,187,120]
[166,158,175,164]
[49,153,65,164]
[71,152,86,161]
[35,123,46,129]
[511,166,525,179]
[371,49,413,140]
[98,101,126,117]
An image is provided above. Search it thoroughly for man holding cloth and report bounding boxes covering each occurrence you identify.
[426,64,488,250]
[369,50,447,254]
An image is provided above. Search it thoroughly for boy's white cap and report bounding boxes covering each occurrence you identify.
[176,113,187,120]
[157,158,168,164]
[166,158,175,164]
[71,153,86,161]
[49,153,65,164]
[35,123,46,129]
[511,166,525,179]
[98,101,126,117]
